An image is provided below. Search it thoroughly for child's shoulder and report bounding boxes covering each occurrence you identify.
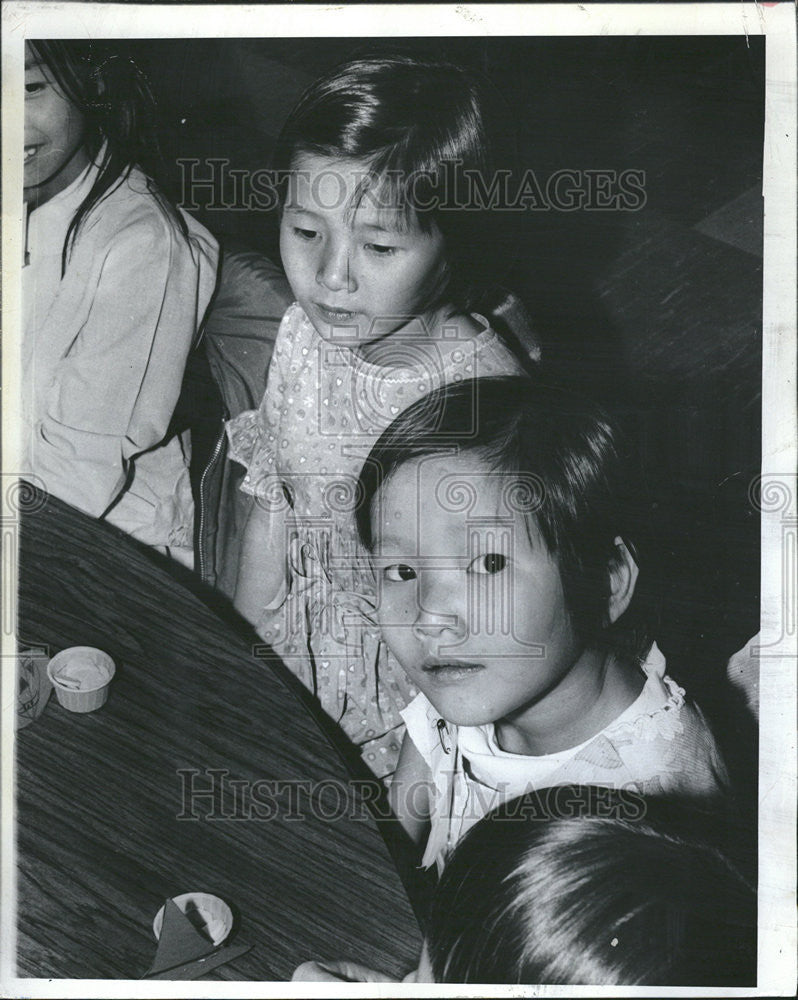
[434,310,526,378]
[437,311,484,340]
[607,644,684,727]
[282,300,311,329]
[596,645,729,792]
[83,167,215,259]
[84,169,170,237]
[428,309,495,344]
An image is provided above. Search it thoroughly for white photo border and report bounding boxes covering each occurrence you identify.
[2,3,795,998]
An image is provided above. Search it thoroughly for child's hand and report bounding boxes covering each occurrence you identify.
[292,959,399,982]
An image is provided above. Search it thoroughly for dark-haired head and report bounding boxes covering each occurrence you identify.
[357,374,650,662]
[272,55,517,314]
[427,785,756,985]
[25,41,176,270]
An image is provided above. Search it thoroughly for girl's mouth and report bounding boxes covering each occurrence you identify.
[24,145,39,163]
[421,659,485,682]
[315,302,357,323]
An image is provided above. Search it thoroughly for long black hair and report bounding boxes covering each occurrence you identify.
[29,40,186,273]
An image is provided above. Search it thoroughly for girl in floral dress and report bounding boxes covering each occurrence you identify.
[228,56,528,777]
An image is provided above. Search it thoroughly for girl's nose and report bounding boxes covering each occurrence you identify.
[316,242,356,293]
[411,571,467,642]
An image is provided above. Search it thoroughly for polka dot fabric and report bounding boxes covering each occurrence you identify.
[227,303,524,777]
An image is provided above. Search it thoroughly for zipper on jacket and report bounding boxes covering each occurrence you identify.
[198,416,228,584]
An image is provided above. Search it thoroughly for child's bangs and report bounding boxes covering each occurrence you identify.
[345,154,440,236]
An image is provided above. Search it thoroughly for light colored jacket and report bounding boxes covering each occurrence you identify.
[23,160,218,548]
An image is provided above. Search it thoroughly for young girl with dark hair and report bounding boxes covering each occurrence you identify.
[294,787,755,985]
[356,375,729,868]
[23,40,218,561]
[228,55,528,776]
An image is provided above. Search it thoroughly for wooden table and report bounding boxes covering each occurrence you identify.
[16,486,424,981]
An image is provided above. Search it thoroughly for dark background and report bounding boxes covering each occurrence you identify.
[129,35,763,785]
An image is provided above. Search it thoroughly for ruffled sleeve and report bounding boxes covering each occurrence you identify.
[226,409,268,491]
[225,303,299,499]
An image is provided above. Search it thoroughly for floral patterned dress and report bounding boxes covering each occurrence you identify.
[227,302,524,777]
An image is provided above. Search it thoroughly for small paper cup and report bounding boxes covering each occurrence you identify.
[152,893,233,946]
[47,647,115,713]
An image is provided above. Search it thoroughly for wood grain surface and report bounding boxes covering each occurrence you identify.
[16,485,424,981]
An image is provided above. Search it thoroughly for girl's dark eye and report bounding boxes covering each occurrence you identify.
[294,228,317,240]
[384,563,416,582]
[469,553,507,575]
[25,81,46,95]
[366,243,396,255]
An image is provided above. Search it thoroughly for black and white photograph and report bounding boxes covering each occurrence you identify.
[2,2,795,995]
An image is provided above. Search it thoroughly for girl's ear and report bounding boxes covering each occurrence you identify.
[607,536,639,624]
